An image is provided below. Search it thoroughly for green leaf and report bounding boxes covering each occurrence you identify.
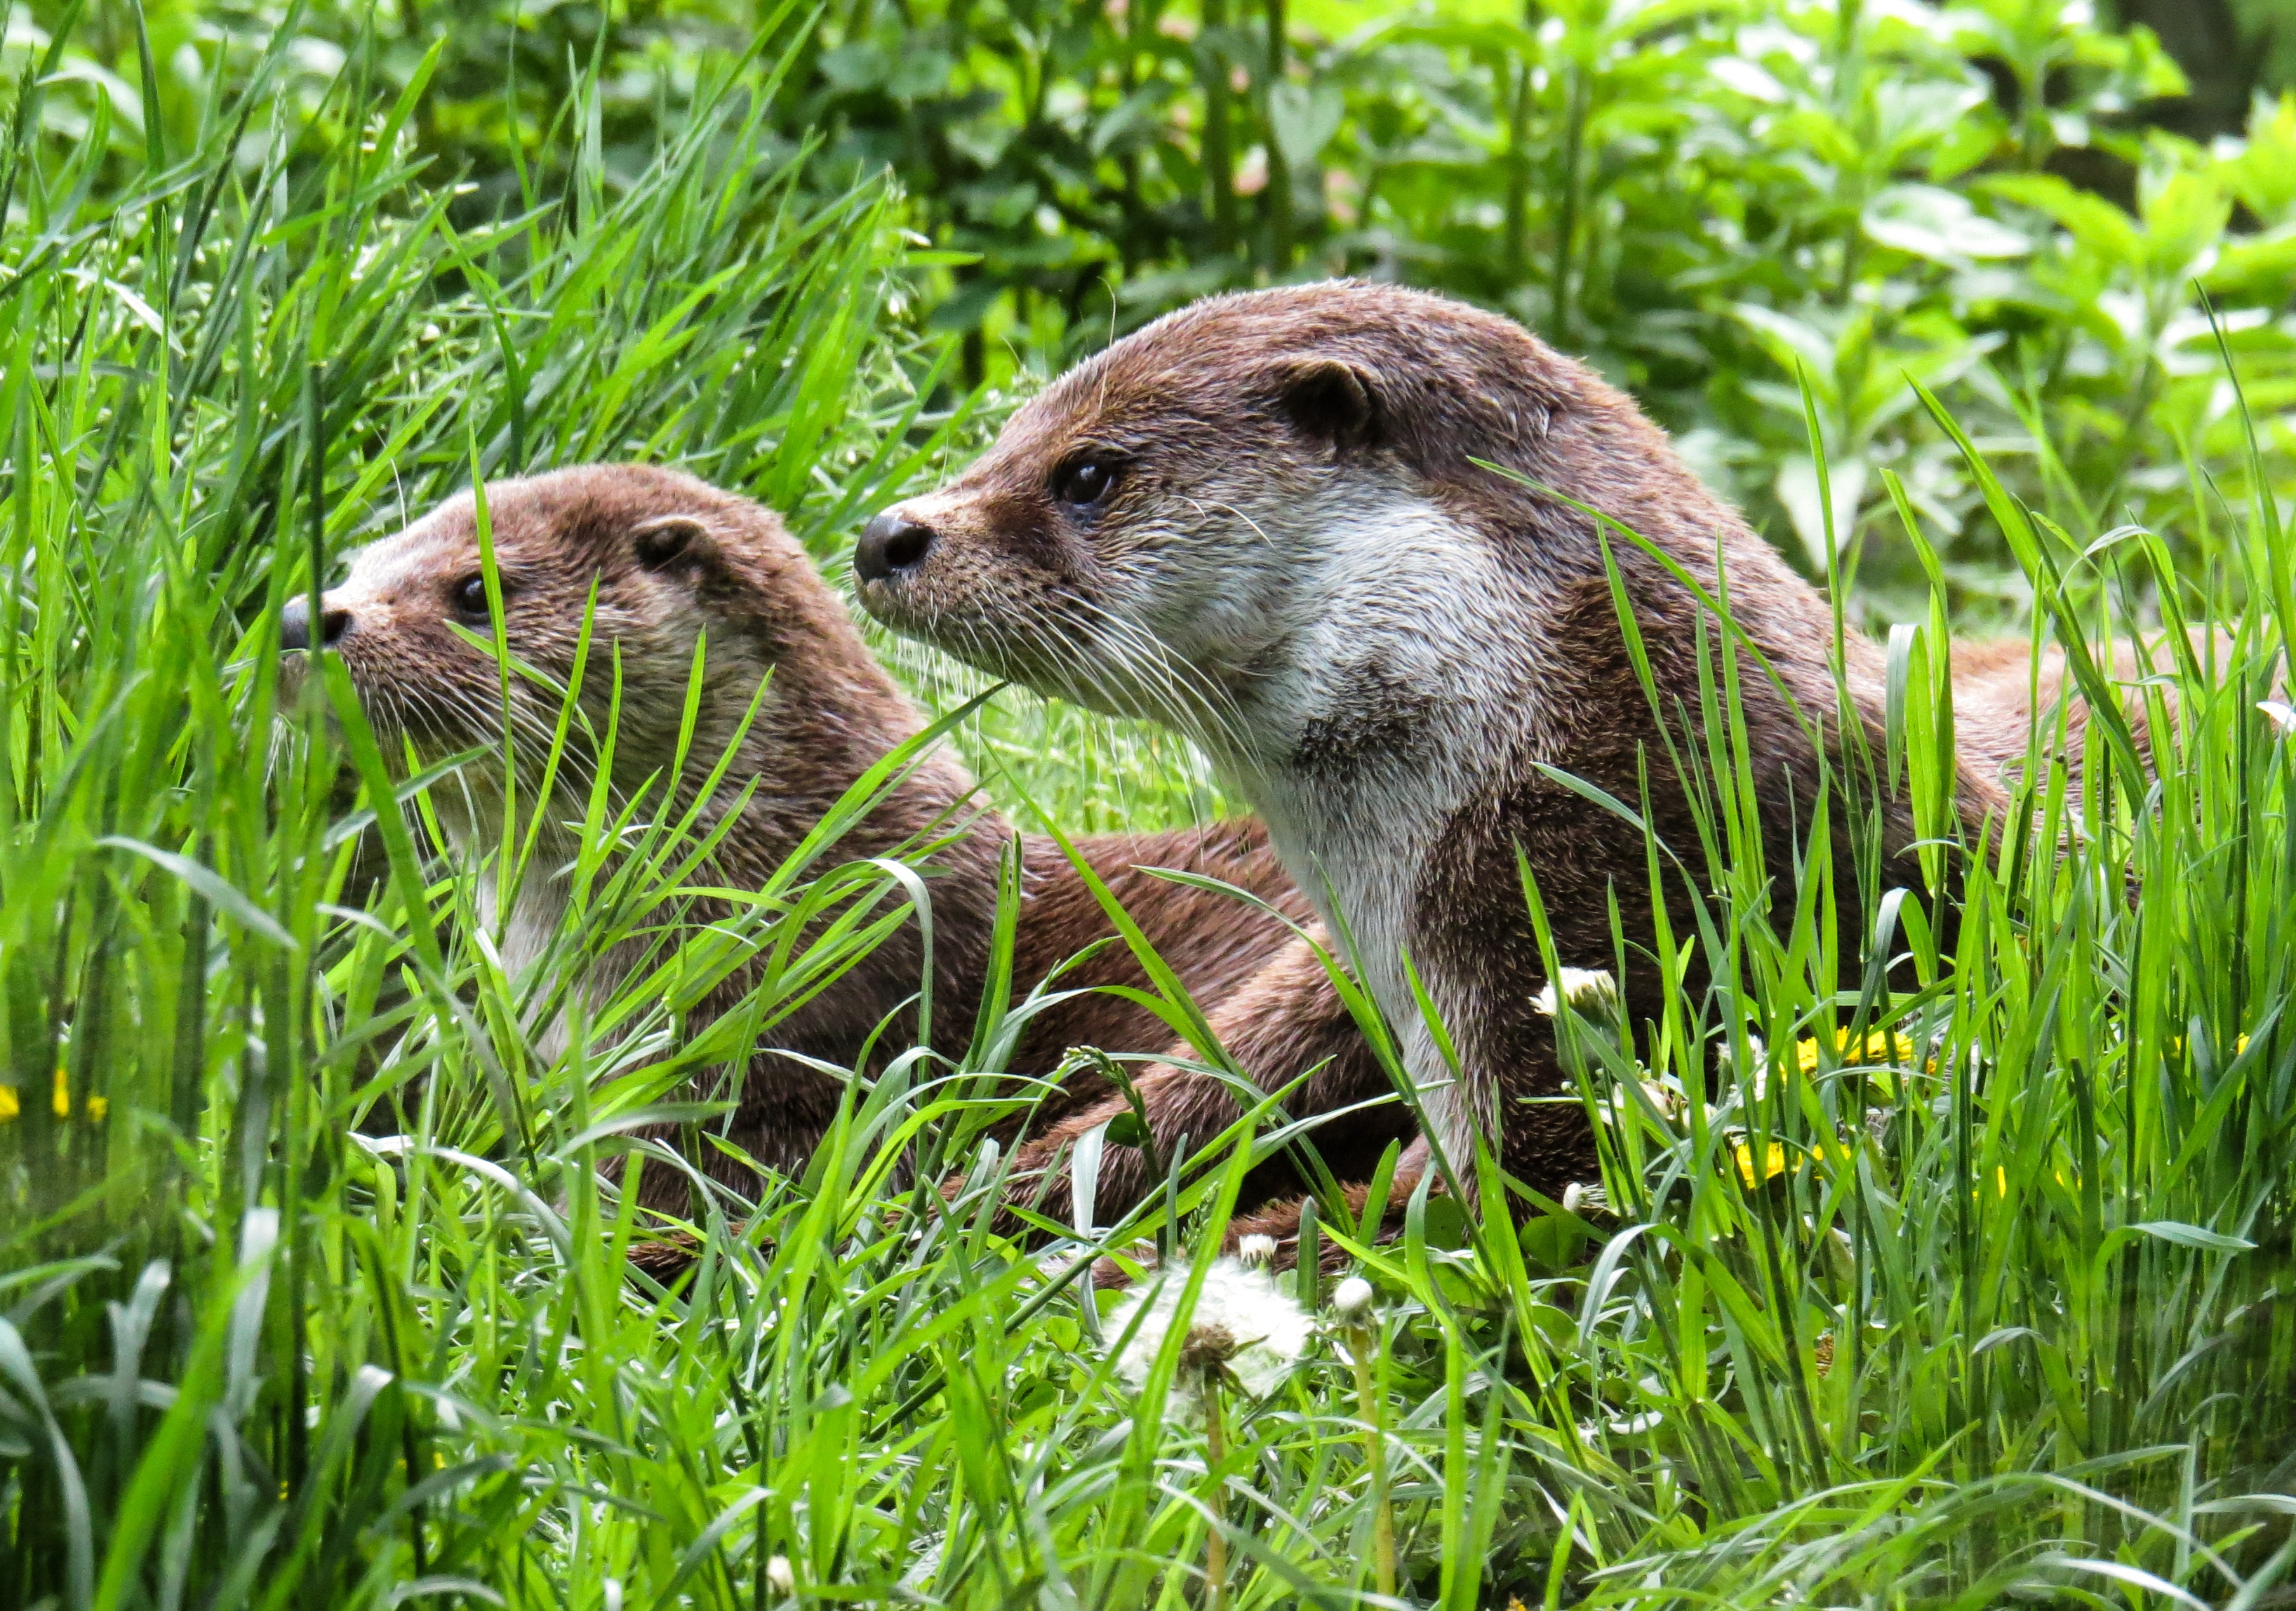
[1103,1112,1152,1151]
[2126,1221,2256,1254]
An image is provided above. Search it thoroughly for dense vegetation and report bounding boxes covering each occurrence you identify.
[15,0,2296,587]
[4,1,2296,1606]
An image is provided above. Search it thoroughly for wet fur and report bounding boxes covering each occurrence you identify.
[859,281,2070,1210]
[303,464,1388,1223]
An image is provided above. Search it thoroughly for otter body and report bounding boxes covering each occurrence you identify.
[293,464,1396,1215]
[857,282,2021,1205]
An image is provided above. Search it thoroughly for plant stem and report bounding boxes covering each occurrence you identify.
[1347,1325,1394,1598]
[1264,0,1290,271]
[1504,52,1533,286]
[1201,0,1238,255]
[1551,47,1587,348]
[1206,1374,1229,1610]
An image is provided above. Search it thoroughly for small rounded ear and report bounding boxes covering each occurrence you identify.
[632,514,718,574]
[1276,358,1382,451]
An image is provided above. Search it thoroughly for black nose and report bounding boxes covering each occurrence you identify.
[280,597,351,652]
[854,512,936,584]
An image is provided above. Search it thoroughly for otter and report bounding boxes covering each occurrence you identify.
[283,463,1407,1228]
[854,281,2039,1212]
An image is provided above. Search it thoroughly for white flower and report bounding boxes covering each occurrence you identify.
[1236,1234,1278,1266]
[1716,1031,1768,1102]
[2260,700,2296,735]
[1603,1078,1682,1128]
[1329,1276,1376,1327]
[1109,1256,1312,1421]
[765,1555,796,1596]
[1533,967,1620,1020]
[1562,1182,1609,1215]
[1735,1040,1774,1102]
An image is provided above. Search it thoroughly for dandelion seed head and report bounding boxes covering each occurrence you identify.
[1562,1182,1609,1215]
[1176,1321,1241,1377]
[1236,1234,1277,1266]
[1108,1256,1311,1420]
[1533,967,1619,1020]
[1330,1276,1376,1326]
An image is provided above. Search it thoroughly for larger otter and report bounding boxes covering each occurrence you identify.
[286,464,1407,1219]
[855,281,2024,1208]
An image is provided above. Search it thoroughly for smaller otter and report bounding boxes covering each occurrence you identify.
[855,281,2045,1212]
[287,464,1406,1224]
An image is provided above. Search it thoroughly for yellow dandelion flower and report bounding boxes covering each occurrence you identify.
[1734,1140,1790,1186]
[86,1095,109,1123]
[0,1085,18,1123]
[1796,1027,1922,1076]
[53,1067,69,1118]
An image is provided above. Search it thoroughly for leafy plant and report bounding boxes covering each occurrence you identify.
[5,4,2296,1609]
[22,0,2293,591]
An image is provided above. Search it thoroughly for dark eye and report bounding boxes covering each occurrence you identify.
[451,575,494,617]
[1055,456,1122,509]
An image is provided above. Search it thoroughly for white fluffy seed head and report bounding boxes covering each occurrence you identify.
[1330,1276,1376,1326]
[1236,1233,1278,1266]
[766,1556,796,1596]
[1107,1256,1313,1422]
[1533,967,1620,1020]
[1562,1182,1609,1215]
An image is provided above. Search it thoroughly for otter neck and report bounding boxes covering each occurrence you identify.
[1196,488,1562,1153]
[446,712,1013,1037]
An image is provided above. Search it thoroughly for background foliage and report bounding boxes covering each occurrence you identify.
[16,0,2296,610]
[4,1,2296,1607]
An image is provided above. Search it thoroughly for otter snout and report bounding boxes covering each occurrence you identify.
[280,596,352,651]
[854,509,936,584]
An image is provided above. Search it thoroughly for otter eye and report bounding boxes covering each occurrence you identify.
[1054,456,1122,510]
[451,575,495,617]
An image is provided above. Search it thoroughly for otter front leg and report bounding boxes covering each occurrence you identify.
[994,935,1408,1232]
[1078,1135,1437,1286]
[1217,1134,1434,1272]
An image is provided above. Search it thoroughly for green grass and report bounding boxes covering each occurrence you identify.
[6,23,2296,1611]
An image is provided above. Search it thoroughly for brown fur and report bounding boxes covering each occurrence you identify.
[1954,636,2167,803]
[996,923,1412,1234]
[293,464,1391,1226]
[859,281,2034,1216]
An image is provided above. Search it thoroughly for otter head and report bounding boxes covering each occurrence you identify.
[284,464,856,816]
[853,282,1576,774]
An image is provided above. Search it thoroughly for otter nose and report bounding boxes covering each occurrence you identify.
[855,511,936,584]
[280,597,352,652]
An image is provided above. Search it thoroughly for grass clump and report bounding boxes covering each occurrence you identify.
[3,17,2296,1611]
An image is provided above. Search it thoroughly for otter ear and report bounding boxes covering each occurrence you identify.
[632,514,719,576]
[1276,358,1382,452]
